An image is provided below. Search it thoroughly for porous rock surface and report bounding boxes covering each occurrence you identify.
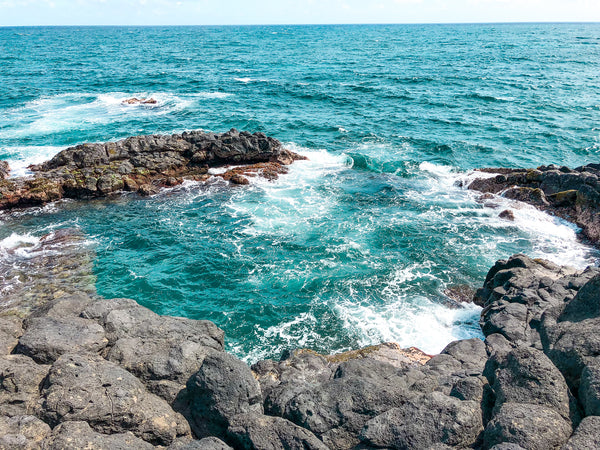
[0,129,305,209]
[2,252,600,449]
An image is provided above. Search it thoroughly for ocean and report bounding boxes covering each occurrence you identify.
[1,23,599,362]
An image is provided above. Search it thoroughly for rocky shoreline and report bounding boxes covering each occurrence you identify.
[1,139,600,449]
[467,164,600,246]
[2,248,600,449]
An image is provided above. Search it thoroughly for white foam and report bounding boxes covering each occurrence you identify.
[0,233,40,251]
[0,233,41,259]
[336,296,481,355]
[225,145,350,235]
[417,162,598,269]
[191,92,234,99]
[2,146,63,177]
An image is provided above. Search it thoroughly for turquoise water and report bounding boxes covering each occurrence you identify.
[1,24,599,361]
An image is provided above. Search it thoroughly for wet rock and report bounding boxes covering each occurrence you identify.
[359,391,483,449]
[483,402,571,450]
[229,174,250,185]
[498,209,515,221]
[44,421,155,449]
[122,97,158,105]
[227,413,328,450]
[0,160,9,179]
[16,316,107,364]
[186,352,263,438]
[503,186,549,206]
[0,229,97,317]
[469,164,600,246]
[0,354,49,417]
[0,316,23,355]
[41,353,190,445]
[563,416,600,450]
[443,284,476,304]
[0,415,51,450]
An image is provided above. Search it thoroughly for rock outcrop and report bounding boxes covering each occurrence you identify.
[468,164,600,245]
[0,129,305,210]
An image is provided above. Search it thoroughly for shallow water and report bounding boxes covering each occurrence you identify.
[1,24,599,361]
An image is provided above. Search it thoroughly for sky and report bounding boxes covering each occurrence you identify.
[1,0,600,26]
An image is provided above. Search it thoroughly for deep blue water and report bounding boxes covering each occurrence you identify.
[1,24,599,361]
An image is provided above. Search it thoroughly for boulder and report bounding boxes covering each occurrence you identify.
[92,301,223,351]
[41,353,190,445]
[0,316,23,355]
[440,338,488,374]
[475,254,595,348]
[359,391,483,449]
[579,358,600,416]
[0,160,9,179]
[540,274,600,390]
[186,352,263,438]
[0,354,50,417]
[563,416,600,450]
[43,421,154,449]
[16,316,107,364]
[23,293,93,324]
[274,358,426,449]
[106,336,220,387]
[227,413,328,450]
[0,415,51,450]
[483,402,571,450]
[492,347,571,419]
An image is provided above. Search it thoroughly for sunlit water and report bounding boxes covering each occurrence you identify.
[1,24,599,361]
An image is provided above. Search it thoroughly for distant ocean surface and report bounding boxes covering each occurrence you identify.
[1,24,599,362]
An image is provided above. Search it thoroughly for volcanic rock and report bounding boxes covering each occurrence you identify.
[0,129,305,210]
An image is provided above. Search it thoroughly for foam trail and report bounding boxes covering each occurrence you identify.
[0,92,233,140]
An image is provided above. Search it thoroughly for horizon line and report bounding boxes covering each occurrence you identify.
[2,21,600,28]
